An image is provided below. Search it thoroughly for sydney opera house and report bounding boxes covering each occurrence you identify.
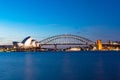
[13,36,40,48]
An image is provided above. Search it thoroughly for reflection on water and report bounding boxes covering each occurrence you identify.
[25,53,33,80]
[0,51,119,80]
[63,54,72,80]
[96,57,104,80]
[118,61,120,80]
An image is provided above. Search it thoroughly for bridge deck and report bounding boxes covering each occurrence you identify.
[40,43,95,46]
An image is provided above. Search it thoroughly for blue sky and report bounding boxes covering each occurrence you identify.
[0,0,120,44]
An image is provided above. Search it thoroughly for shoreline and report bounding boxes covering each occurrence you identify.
[0,50,120,52]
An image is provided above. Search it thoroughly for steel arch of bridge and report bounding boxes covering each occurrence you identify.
[39,34,95,46]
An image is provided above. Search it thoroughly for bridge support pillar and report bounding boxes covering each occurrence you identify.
[54,44,57,51]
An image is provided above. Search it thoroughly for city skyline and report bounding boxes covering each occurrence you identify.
[0,0,120,45]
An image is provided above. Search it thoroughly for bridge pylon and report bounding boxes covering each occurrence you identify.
[54,44,57,51]
[96,40,103,50]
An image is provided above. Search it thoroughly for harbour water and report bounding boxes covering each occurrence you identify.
[0,51,120,80]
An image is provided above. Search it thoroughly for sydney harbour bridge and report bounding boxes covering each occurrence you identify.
[39,34,95,51]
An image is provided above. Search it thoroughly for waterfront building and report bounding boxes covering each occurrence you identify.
[22,36,32,48]
[13,36,40,48]
[66,47,81,51]
[106,40,120,45]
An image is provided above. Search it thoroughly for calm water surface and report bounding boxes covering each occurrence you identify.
[0,51,120,80]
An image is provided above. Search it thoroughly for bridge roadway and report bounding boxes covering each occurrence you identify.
[40,43,94,46]
[40,43,120,48]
